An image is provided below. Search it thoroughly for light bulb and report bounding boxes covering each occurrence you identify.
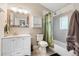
[18,9,23,13]
[10,7,18,12]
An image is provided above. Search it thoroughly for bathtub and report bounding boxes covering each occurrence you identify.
[54,40,75,56]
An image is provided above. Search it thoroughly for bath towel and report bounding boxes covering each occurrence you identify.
[67,10,79,56]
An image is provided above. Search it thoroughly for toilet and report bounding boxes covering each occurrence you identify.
[37,34,48,55]
[32,34,48,55]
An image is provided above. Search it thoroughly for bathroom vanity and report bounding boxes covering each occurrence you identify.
[1,34,31,56]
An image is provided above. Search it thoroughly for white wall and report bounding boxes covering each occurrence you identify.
[53,4,74,17]
[73,3,79,11]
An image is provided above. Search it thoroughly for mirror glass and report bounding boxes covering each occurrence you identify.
[8,8,30,27]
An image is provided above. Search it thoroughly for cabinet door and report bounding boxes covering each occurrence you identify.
[13,37,24,51]
[23,37,31,55]
[12,37,24,56]
[2,38,14,55]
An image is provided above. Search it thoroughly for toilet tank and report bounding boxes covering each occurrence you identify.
[37,34,43,41]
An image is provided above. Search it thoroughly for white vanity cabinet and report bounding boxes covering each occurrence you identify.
[1,35,31,56]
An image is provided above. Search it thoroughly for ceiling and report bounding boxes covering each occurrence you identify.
[41,3,69,11]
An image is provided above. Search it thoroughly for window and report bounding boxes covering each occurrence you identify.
[60,16,69,30]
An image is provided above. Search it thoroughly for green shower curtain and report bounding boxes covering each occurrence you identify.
[42,12,54,47]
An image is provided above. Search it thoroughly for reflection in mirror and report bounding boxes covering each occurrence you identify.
[7,8,30,27]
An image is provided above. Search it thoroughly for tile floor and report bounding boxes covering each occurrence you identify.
[32,47,55,56]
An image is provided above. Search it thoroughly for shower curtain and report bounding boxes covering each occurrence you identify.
[42,12,53,47]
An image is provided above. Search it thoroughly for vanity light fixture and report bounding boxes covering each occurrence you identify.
[10,7,18,12]
[23,9,28,14]
[18,9,23,13]
[10,7,29,14]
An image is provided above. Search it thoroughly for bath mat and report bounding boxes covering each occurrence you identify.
[50,53,60,56]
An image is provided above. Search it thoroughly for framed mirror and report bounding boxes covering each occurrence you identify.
[9,10,29,27]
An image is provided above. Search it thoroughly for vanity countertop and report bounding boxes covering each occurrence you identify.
[2,34,31,39]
